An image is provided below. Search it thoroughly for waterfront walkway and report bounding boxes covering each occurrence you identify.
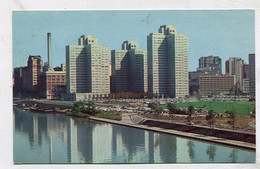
[90,113,256,150]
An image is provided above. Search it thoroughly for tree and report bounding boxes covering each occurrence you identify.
[155,106,163,119]
[205,110,216,128]
[167,103,176,122]
[148,103,157,112]
[187,105,194,123]
[72,101,98,116]
[72,101,87,115]
[225,110,236,130]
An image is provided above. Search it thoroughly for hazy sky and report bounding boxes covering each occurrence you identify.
[13,10,255,71]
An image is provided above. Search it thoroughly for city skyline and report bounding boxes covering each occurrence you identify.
[13,10,255,72]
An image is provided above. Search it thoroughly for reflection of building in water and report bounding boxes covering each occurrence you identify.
[75,119,94,163]
[92,124,112,163]
[176,137,190,162]
[33,116,38,143]
[67,118,83,163]
[158,134,177,163]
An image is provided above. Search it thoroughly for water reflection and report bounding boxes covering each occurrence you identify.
[206,145,216,161]
[13,107,255,164]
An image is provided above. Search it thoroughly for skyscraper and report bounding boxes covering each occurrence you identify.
[225,57,244,93]
[249,54,255,97]
[66,35,110,100]
[111,41,147,93]
[147,25,188,98]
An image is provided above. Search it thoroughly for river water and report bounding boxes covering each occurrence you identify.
[13,107,255,164]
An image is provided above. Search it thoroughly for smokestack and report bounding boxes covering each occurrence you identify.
[47,33,52,70]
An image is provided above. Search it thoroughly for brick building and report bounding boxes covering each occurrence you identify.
[199,75,235,95]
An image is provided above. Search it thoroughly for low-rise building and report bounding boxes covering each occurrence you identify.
[199,75,235,95]
[39,68,66,99]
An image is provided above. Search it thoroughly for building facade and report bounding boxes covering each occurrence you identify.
[198,55,222,75]
[147,25,188,98]
[66,35,110,100]
[22,55,43,93]
[13,67,25,96]
[249,54,255,97]
[199,75,235,95]
[39,65,66,99]
[225,57,244,93]
[111,41,148,93]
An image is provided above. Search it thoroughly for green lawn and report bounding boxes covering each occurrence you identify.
[96,111,122,121]
[44,100,75,105]
[161,101,255,115]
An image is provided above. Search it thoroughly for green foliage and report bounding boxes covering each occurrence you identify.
[148,103,158,111]
[205,110,216,128]
[155,106,163,114]
[167,103,176,114]
[72,101,99,116]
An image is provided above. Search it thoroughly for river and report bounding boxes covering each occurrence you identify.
[13,107,255,164]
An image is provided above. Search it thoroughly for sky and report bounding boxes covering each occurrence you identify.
[12,10,255,72]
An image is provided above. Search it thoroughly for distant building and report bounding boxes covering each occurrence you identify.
[243,78,249,94]
[147,25,188,98]
[225,57,244,93]
[13,67,25,96]
[242,64,249,94]
[189,55,222,95]
[111,40,147,93]
[249,54,255,97]
[54,64,66,71]
[22,55,43,93]
[199,75,235,95]
[39,65,66,99]
[189,71,205,95]
[66,35,110,100]
[197,55,222,75]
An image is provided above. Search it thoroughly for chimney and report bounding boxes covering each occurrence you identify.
[47,33,52,70]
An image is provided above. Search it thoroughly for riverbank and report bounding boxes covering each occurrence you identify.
[88,114,255,150]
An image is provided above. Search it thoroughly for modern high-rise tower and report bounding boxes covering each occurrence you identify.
[111,41,147,93]
[66,35,110,100]
[147,25,188,98]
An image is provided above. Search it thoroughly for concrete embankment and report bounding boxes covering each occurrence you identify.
[89,115,256,150]
[141,120,255,144]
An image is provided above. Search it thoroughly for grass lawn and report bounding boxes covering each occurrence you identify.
[45,100,75,105]
[95,111,122,121]
[161,101,255,115]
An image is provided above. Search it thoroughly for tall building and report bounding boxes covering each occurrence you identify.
[199,75,235,95]
[22,55,43,92]
[225,57,244,93]
[198,55,222,75]
[147,25,188,98]
[111,41,147,93]
[13,67,25,96]
[242,64,249,94]
[249,54,255,97]
[66,35,110,100]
